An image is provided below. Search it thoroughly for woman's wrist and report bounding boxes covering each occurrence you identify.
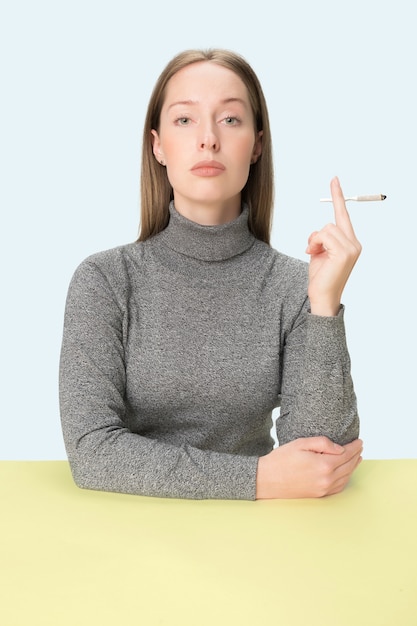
[309,298,341,317]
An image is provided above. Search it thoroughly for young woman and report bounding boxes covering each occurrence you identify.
[59,49,363,500]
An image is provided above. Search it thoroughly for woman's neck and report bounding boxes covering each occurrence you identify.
[172,195,242,226]
[155,201,255,262]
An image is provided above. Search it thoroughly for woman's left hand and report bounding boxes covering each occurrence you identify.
[306,176,362,316]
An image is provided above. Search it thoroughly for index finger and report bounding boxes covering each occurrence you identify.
[330,176,356,238]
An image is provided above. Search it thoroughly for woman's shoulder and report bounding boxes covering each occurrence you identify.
[66,241,148,298]
[64,241,151,310]
[249,241,309,317]
[253,239,308,280]
[74,240,144,275]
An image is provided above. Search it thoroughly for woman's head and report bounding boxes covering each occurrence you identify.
[139,49,274,243]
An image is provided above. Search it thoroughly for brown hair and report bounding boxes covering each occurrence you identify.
[138,49,274,244]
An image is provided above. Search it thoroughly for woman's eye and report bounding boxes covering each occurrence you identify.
[224,116,239,125]
[176,117,190,126]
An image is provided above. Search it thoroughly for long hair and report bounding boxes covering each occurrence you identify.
[138,49,274,244]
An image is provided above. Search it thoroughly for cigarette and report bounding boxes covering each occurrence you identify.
[320,194,387,202]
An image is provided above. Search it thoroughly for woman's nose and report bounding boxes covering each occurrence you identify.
[199,122,219,151]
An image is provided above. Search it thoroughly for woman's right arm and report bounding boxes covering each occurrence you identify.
[255,436,363,499]
[59,259,258,500]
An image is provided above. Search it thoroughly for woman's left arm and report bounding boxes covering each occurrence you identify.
[276,177,361,446]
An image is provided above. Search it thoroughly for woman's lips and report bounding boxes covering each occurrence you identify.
[191,161,225,177]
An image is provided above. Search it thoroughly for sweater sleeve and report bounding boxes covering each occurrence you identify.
[59,260,258,500]
[276,303,360,446]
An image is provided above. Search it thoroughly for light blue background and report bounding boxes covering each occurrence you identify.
[1,0,415,459]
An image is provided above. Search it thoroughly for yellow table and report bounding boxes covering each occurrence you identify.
[1,460,416,626]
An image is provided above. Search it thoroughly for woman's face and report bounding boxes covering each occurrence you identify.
[151,61,262,224]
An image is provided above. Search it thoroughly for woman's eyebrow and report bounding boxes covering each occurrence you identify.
[220,97,248,109]
[167,97,248,111]
[167,99,197,111]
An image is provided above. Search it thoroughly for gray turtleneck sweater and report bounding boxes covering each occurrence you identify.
[59,204,359,500]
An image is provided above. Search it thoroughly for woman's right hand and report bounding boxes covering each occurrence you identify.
[256,436,363,499]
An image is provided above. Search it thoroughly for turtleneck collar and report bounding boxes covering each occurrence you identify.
[157,201,255,262]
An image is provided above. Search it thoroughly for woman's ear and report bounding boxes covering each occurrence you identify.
[151,129,165,165]
[251,130,263,164]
